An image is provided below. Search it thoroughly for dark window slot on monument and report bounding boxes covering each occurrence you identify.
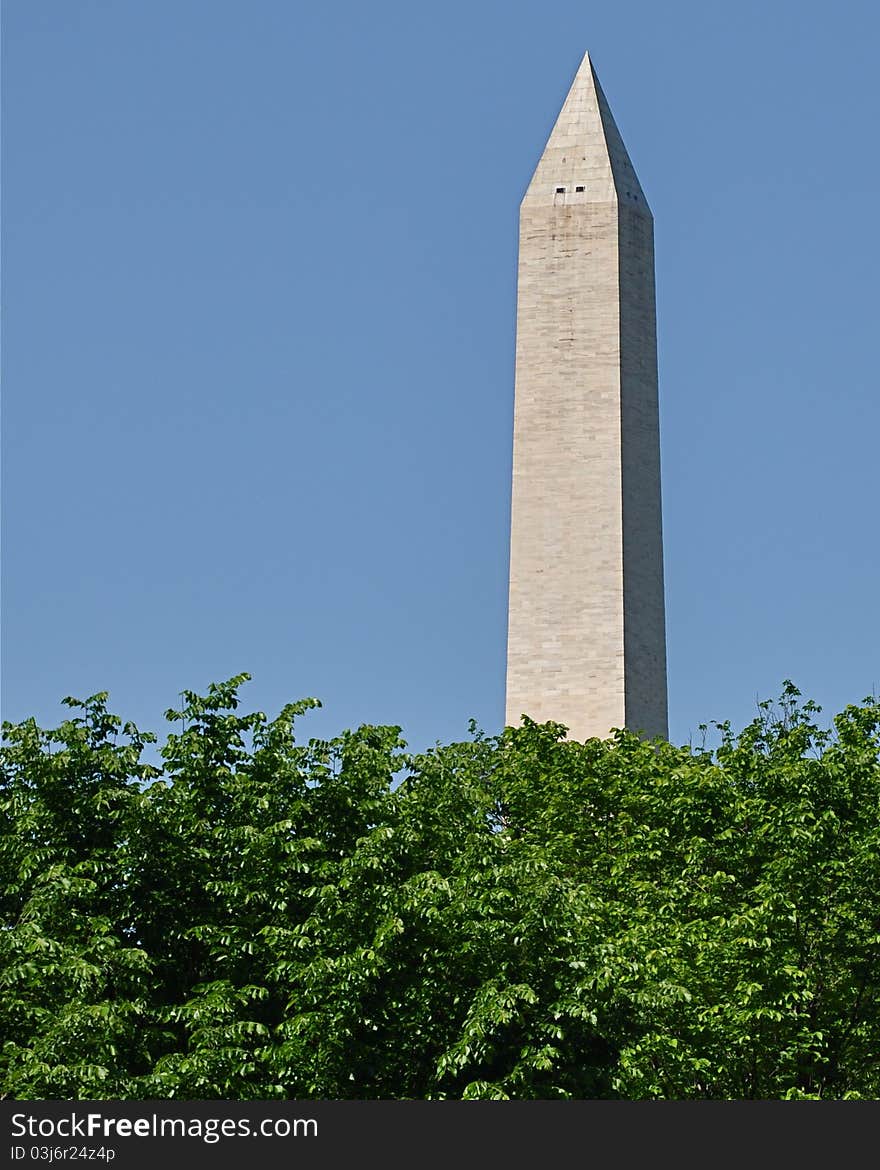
[575,186,585,192]
[556,187,565,193]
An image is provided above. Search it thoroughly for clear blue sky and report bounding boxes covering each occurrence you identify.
[3,0,878,753]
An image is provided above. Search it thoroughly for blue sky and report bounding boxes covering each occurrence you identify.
[3,0,878,753]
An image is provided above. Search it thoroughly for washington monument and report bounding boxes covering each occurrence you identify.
[505,51,668,741]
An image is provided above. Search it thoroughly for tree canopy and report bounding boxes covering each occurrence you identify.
[2,677,879,1099]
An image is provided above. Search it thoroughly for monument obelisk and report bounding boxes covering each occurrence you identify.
[505,51,668,740]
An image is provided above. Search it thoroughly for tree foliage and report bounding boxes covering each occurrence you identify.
[2,676,879,1099]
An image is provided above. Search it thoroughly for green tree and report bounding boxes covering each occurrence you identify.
[2,678,879,1099]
